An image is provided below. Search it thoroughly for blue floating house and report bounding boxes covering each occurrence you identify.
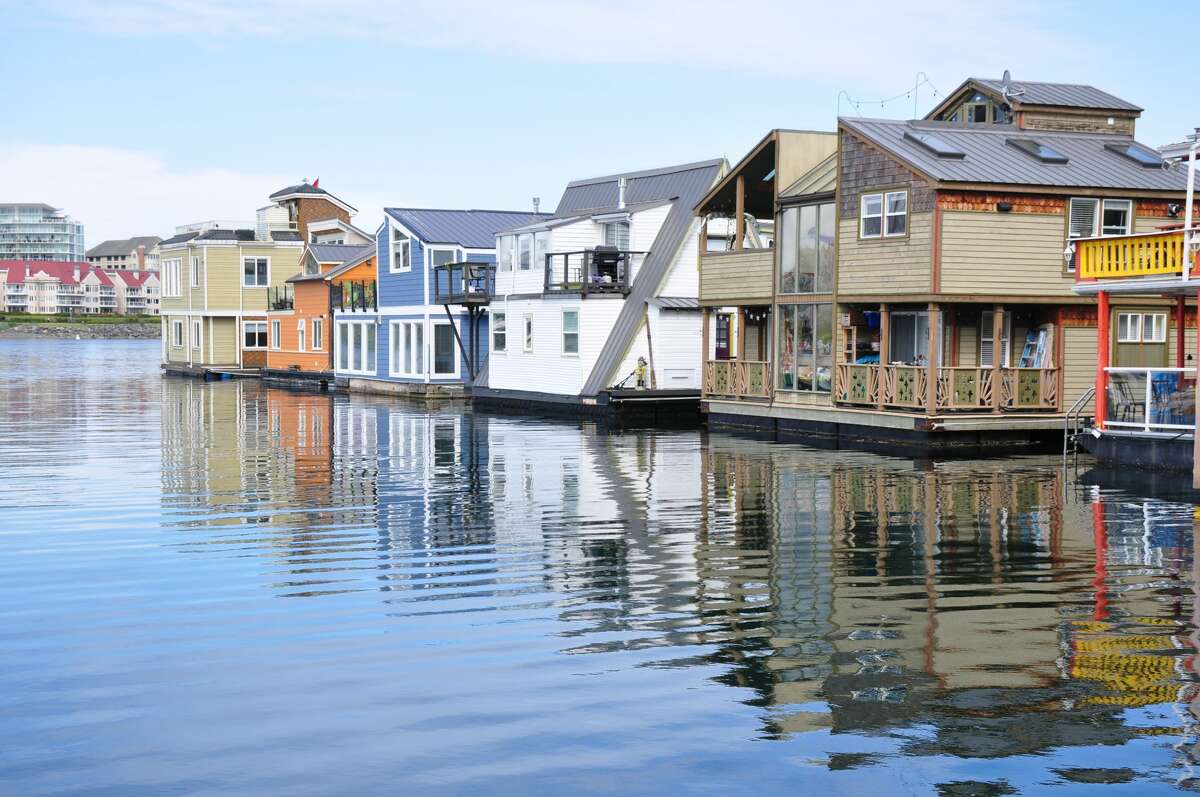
[336,208,548,395]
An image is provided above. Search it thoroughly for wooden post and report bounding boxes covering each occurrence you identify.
[702,309,711,363]
[927,303,939,415]
[1096,291,1109,431]
[878,303,890,410]
[736,308,746,360]
[645,311,658,390]
[734,174,745,251]
[992,304,1005,413]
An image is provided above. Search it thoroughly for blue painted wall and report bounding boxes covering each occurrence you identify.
[377,217,427,309]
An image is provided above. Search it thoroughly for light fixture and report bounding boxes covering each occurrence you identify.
[997,202,1013,213]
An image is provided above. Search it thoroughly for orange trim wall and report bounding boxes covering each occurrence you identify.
[266,255,376,374]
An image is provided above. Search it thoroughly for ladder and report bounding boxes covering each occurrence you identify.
[1063,386,1096,464]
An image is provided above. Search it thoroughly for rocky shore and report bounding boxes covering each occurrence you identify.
[0,322,160,339]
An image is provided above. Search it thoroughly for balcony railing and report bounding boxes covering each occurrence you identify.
[268,285,294,311]
[1104,367,1196,432]
[433,262,495,305]
[835,364,1060,412]
[1076,230,1189,279]
[703,360,771,399]
[544,248,643,295]
[331,280,376,312]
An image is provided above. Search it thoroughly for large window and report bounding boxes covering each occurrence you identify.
[391,227,411,273]
[162,259,181,298]
[602,221,630,249]
[534,231,549,273]
[562,309,579,355]
[859,190,908,239]
[497,236,513,273]
[242,257,269,288]
[243,321,267,349]
[433,322,457,376]
[518,234,533,270]
[390,320,425,377]
[890,312,929,364]
[777,303,832,392]
[429,248,463,270]
[779,201,835,293]
[337,320,376,374]
[492,311,506,353]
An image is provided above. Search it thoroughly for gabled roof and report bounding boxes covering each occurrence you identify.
[109,270,157,286]
[557,159,726,217]
[309,243,372,264]
[969,77,1142,112]
[269,181,357,214]
[383,208,551,249]
[306,217,373,242]
[287,247,374,283]
[86,236,162,258]
[840,117,1190,192]
[497,198,674,235]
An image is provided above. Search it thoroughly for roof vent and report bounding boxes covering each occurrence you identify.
[618,177,627,209]
[1006,137,1068,164]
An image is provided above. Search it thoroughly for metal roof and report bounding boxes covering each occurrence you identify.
[159,231,199,246]
[497,199,674,235]
[288,247,374,283]
[309,243,371,263]
[384,208,551,249]
[970,77,1142,112]
[270,182,329,199]
[840,118,1191,192]
[580,159,725,395]
[270,230,302,242]
[86,236,161,258]
[651,296,700,311]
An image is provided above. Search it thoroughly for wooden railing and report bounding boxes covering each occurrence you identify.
[1076,230,1186,279]
[433,262,495,305]
[836,364,1060,412]
[703,360,771,399]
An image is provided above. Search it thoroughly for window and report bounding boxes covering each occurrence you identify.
[890,312,929,365]
[497,236,513,273]
[860,192,906,239]
[429,248,462,270]
[523,313,534,351]
[534,231,549,273]
[1118,312,1167,343]
[189,256,201,288]
[270,319,281,349]
[980,311,1012,367]
[1068,198,1099,240]
[518,234,533,270]
[602,221,630,249]
[885,191,908,236]
[243,321,267,349]
[171,319,184,348]
[777,303,832,392]
[391,227,411,273]
[433,322,457,376]
[163,259,181,297]
[297,319,306,352]
[1101,199,1132,236]
[780,201,835,294]
[1067,198,1133,272]
[492,311,506,353]
[312,318,323,350]
[860,195,882,238]
[191,318,201,350]
[242,257,269,287]
[389,320,424,376]
[562,309,579,355]
[338,320,376,374]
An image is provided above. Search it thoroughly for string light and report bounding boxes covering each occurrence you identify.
[837,75,944,119]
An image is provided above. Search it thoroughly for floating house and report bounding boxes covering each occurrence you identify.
[471,159,726,418]
[336,208,549,396]
[698,74,1196,454]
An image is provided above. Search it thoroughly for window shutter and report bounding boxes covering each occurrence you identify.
[980,311,1011,367]
[1068,198,1098,239]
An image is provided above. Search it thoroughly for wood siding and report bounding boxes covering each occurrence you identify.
[836,213,932,296]
[700,249,773,304]
[1062,326,1096,413]
[940,211,1072,296]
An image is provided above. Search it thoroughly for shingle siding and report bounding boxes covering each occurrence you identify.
[839,132,935,220]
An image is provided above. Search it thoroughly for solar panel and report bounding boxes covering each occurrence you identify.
[903,130,966,159]
[1105,142,1165,168]
[1006,138,1069,164]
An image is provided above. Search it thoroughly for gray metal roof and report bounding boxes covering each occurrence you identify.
[970,77,1142,112]
[288,247,374,283]
[86,236,162,258]
[309,243,371,263]
[581,159,725,395]
[270,230,302,242]
[497,198,675,235]
[197,228,256,242]
[384,208,551,249]
[270,182,330,199]
[651,296,700,311]
[840,118,1191,191]
[159,231,199,246]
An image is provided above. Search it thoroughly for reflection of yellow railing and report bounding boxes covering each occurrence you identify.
[1077,230,1185,279]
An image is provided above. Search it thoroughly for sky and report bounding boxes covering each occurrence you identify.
[1,0,1195,247]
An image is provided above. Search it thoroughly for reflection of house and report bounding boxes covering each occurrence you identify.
[700,75,1196,454]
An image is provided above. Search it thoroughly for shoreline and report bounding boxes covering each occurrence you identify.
[0,321,160,340]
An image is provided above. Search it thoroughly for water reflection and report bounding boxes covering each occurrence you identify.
[4,339,1200,794]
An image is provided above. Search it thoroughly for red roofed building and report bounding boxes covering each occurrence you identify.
[107,269,161,315]
[0,260,157,315]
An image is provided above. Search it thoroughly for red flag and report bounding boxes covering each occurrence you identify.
[313,177,320,188]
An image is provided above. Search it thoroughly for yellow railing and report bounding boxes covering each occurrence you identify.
[1077,230,1185,279]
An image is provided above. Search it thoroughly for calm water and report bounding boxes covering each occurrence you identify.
[3,339,1200,795]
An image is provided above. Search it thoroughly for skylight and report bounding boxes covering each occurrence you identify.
[1006,138,1068,164]
[1105,142,1165,168]
[903,131,966,159]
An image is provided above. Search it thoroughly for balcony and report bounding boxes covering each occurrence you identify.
[268,285,294,311]
[1103,367,1195,432]
[544,248,642,296]
[703,360,771,400]
[433,262,495,305]
[699,249,775,304]
[1076,230,1190,280]
[331,280,376,312]
[835,364,1060,413]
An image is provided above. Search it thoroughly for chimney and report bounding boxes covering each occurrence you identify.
[617,177,627,210]
[532,197,540,213]
[72,264,80,282]
[137,244,146,270]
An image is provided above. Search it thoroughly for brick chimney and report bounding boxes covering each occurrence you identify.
[137,244,146,270]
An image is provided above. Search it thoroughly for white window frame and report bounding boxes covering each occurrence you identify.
[243,321,268,350]
[337,320,377,375]
[171,319,184,348]
[297,319,306,352]
[1143,312,1167,343]
[492,311,506,353]
[523,313,534,351]
[1116,312,1141,343]
[270,319,281,350]
[859,194,883,239]
[390,225,411,273]
[242,256,270,288]
[163,258,182,298]
[497,235,513,273]
[1101,198,1133,237]
[979,311,1012,367]
[389,320,425,377]
[431,319,460,378]
[191,318,201,350]
[884,190,908,237]
[189,255,201,288]
[312,317,323,351]
[518,234,533,271]
[561,308,579,356]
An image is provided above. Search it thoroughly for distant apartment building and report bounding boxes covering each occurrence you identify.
[108,270,161,315]
[0,204,86,261]
[0,260,159,315]
[86,236,162,272]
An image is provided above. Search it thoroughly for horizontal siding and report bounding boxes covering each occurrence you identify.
[206,246,241,310]
[659,218,700,298]
[209,317,237,365]
[488,298,617,394]
[836,213,932,295]
[958,324,978,367]
[1063,326,1096,413]
[700,249,773,302]
[940,212,1071,297]
[1135,216,1173,234]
